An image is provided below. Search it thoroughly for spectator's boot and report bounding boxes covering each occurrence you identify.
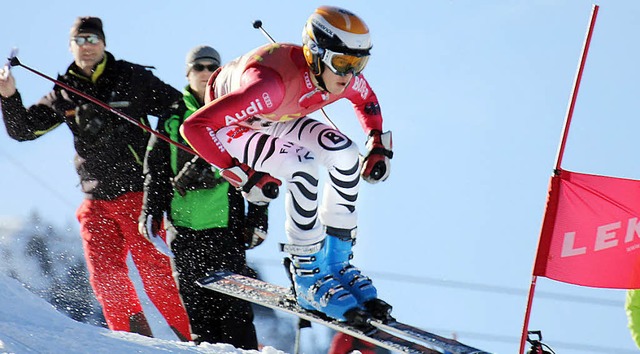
[129,311,153,337]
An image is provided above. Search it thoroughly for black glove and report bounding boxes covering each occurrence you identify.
[137,212,174,257]
[172,156,224,196]
[361,130,393,183]
[75,103,108,138]
[138,212,162,243]
[242,226,268,249]
[242,202,269,249]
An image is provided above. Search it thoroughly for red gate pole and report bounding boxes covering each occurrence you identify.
[518,4,599,354]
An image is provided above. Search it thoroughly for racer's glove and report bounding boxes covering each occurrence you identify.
[220,159,281,205]
[361,130,393,183]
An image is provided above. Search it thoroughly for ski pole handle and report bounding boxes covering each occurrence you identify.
[252,20,276,44]
[369,161,386,181]
[2,48,18,80]
[262,182,279,199]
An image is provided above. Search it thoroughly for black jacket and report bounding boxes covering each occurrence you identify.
[1,52,181,200]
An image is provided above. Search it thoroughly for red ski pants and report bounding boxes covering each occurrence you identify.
[76,192,191,340]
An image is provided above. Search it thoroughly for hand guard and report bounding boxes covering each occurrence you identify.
[242,227,268,249]
[361,130,393,183]
[220,159,281,205]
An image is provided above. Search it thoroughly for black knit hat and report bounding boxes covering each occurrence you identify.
[70,17,106,44]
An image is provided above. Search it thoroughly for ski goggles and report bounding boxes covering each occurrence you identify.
[71,34,101,46]
[321,48,369,76]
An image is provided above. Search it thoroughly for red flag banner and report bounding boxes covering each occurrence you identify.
[533,169,640,289]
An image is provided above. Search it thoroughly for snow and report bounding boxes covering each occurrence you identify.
[0,273,286,354]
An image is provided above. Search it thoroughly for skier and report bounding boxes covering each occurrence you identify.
[181,6,393,323]
[139,45,267,348]
[0,17,192,340]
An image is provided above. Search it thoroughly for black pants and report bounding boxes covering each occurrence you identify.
[171,226,258,349]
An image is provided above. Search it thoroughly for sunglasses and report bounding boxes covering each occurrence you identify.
[71,35,101,46]
[190,63,219,72]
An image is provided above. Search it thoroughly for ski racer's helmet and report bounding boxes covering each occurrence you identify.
[302,6,372,76]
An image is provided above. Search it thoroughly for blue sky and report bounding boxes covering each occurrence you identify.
[1,1,639,353]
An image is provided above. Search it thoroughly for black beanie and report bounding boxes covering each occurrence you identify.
[70,17,106,44]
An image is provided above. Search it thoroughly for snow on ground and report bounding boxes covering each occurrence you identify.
[0,274,286,354]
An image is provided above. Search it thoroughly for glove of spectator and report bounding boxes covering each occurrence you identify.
[173,156,224,196]
[361,130,393,184]
[137,213,174,258]
[75,103,108,137]
[242,227,268,249]
[242,202,269,249]
[220,159,281,205]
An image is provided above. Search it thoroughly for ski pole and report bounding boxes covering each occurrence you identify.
[251,20,340,131]
[8,56,280,200]
[252,20,276,44]
[8,56,198,156]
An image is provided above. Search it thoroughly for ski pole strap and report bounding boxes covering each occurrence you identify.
[368,146,393,158]
[242,171,265,193]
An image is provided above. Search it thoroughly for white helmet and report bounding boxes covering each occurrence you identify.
[302,6,372,76]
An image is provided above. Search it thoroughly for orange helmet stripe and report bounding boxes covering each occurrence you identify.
[316,6,369,34]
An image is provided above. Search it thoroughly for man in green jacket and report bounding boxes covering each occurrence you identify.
[139,45,267,348]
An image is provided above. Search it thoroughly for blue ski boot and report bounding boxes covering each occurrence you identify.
[325,229,393,321]
[285,240,367,324]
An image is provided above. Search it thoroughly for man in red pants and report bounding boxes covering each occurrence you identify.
[0,17,191,340]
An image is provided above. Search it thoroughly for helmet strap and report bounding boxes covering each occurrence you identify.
[314,64,329,92]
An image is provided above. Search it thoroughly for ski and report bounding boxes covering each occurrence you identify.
[197,270,438,353]
[197,271,492,354]
[370,321,491,354]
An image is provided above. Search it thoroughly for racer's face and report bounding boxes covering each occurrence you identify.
[320,68,353,95]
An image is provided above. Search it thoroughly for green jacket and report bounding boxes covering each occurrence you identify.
[142,86,267,231]
[626,289,640,348]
